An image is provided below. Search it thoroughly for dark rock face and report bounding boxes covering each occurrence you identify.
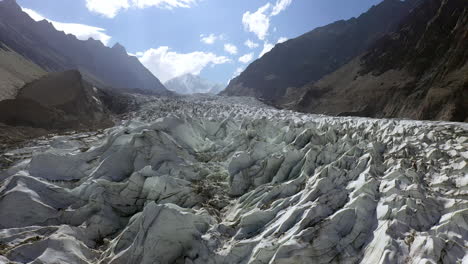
[0,70,114,130]
[0,0,169,94]
[0,98,67,129]
[359,0,468,77]
[295,0,468,122]
[222,0,420,102]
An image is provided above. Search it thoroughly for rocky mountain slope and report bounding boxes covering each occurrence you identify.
[0,70,113,130]
[293,0,468,122]
[222,0,421,102]
[165,73,225,95]
[0,95,466,263]
[0,44,46,101]
[0,0,169,94]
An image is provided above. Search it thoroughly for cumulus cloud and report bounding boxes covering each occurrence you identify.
[238,53,254,64]
[136,46,231,82]
[258,37,287,58]
[229,67,244,82]
[200,34,216,44]
[244,39,259,49]
[259,42,274,58]
[271,0,292,16]
[85,0,129,18]
[242,3,271,40]
[224,43,238,55]
[277,37,288,43]
[133,0,196,9]
[242,0,293,40]
[22,8,112,45]
[200,33,224,45]
[85,0,197,18]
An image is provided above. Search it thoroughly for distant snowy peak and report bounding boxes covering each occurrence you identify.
[164,74,225,95]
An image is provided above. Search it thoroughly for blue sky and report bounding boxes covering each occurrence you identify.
[17,0,383,84]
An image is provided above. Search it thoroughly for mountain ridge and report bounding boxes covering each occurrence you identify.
[221,0,421,102]
[0,0,170,94]
[292,0,468,122]
[165,73,225,95]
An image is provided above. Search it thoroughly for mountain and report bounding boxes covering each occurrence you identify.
[221,0,420,102]
[0,70,113,130]
[0,0,169,94]
[0,44,46,101]
[165,73,225,95]
[293,0,467,122]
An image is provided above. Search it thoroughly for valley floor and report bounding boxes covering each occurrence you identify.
[0,95,467,264]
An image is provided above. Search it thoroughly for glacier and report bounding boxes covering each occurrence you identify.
[0,95,467,264]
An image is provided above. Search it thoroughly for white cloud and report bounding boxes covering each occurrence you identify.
[200,34,216,44]
[229,67,244,82]
[85,0,198,18]
[132,0,196,9]
[200,33,225,45]
[238,53,254,64]
[244,39,259,49]
[85,0,129,18]
[21,8,44,21]
[242,0,293,40]
[242,3,271,40]
[136,46,231,82]
[271,0,292,16]
[22,8,112,45]
[224,43,238,55]
[277,37,288,43]
[234,67,244,76]
[259,42,274,58]
[256,37,287,58]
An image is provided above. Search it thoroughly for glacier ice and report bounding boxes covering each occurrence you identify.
[0,95,467,264]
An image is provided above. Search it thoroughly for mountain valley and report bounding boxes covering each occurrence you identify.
[0,0,467,263]
[223,0,467,122]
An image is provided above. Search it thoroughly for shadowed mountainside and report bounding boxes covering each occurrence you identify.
[0,70,114,130]
[222,0,421,102]
[0,0,169,94]
[293,0,468,122]
[0,45,47,101]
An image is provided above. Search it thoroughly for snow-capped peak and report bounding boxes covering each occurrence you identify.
[164,73,225,95]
